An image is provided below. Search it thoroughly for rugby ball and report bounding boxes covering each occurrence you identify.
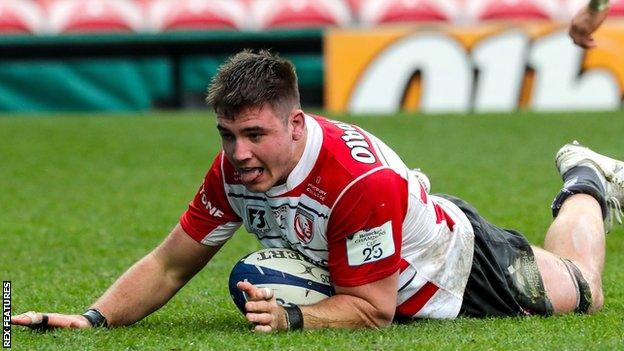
[228,248,334,314]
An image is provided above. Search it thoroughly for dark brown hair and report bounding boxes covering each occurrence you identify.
[207,50,300,121]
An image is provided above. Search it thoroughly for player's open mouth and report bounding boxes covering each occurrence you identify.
[239,167,264,183]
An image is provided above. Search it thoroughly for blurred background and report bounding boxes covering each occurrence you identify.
[0,0,623,113]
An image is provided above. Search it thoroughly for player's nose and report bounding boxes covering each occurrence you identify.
[232,139,253,162]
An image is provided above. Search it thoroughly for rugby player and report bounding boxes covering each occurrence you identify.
[12,50,624,332]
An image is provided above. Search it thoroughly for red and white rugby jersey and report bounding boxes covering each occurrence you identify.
[180,114,475,319]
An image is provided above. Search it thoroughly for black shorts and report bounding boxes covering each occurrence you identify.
[438,195,554,317]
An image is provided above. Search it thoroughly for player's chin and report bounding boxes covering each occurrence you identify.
[244,181,269,193]
[243,176,275,193]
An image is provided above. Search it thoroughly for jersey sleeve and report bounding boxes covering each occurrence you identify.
[326,168,408,287]
[180,153,242,246]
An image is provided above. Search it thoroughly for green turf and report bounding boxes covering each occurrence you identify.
[1,111,623,350]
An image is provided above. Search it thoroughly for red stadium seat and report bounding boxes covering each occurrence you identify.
[357,0,460,25]
[47,0,144,34]
[145,0,248,32]
[345,0,365,13]
[610,0,624,16]
[250,0,352,30]
[467,0,563,21]
[0,0,46,34]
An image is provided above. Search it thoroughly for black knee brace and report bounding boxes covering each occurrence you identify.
[560,258,592,314]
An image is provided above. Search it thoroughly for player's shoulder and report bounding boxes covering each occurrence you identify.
[312,114,386,176]
[307,115,407,204]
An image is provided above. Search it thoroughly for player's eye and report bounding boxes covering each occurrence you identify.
[248,133,263,142]
[219,132,234,141]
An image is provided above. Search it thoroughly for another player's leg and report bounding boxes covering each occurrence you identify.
[533,194,604,313]
[534,141,623,314]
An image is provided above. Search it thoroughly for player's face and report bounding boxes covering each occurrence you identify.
[217,104,306,193]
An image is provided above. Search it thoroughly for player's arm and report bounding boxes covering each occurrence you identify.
[300,273,398,329]
[12,223,221,329]
[238,271,398,332]
[13,153,239,329]
[89,223,221,326]
[569,0,610,49]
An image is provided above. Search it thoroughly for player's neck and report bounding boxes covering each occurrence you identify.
[278,124,308,186]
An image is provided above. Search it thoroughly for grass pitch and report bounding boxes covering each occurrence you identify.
[1,111,623,350]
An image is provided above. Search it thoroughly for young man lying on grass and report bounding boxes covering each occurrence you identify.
[13,50,624,331]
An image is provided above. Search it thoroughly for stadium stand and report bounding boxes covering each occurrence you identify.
[0,0,621,36]
[145,0,248,32]
[0,0,46,34]
[345,0,365,14]
[466,0,564,22]
[0,0,621,112]
[610,0,624,16]
[45,0,144,34]
[249,0,352,30]
[356,0,460,25]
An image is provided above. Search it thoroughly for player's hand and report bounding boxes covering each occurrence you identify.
[236,281,286,333]
[11,311,92,330]
[569,6,609,49]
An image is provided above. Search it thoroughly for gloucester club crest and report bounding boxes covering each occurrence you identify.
[294,208,314,244]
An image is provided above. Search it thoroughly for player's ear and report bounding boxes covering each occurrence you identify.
[290,109,306,141]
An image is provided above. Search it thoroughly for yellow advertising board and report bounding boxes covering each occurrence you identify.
[325,22,624,114]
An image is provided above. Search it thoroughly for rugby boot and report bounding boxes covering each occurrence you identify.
[556,140,624,231]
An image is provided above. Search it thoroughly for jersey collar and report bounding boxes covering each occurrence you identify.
[265,114,322,197]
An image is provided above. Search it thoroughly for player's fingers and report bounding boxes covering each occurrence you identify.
[253,324,274,333]
[10,311,55,331]
[236,281,258,299]
[259,287,273,300]
[246,312,274,325]
[11,315,28,326]
[576,40,591,49]
[237,282,273,301]
[577,37,595,49]
[11,314,33,326]
[47,314,91,329]
[584,37,597,49]
[570,33,591,49]
[245,300,273,313]
[11,312,91,329]
[236,280,252,291]
[11,311,43,326]
[10,316,28,326]
[569,28,584,43]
